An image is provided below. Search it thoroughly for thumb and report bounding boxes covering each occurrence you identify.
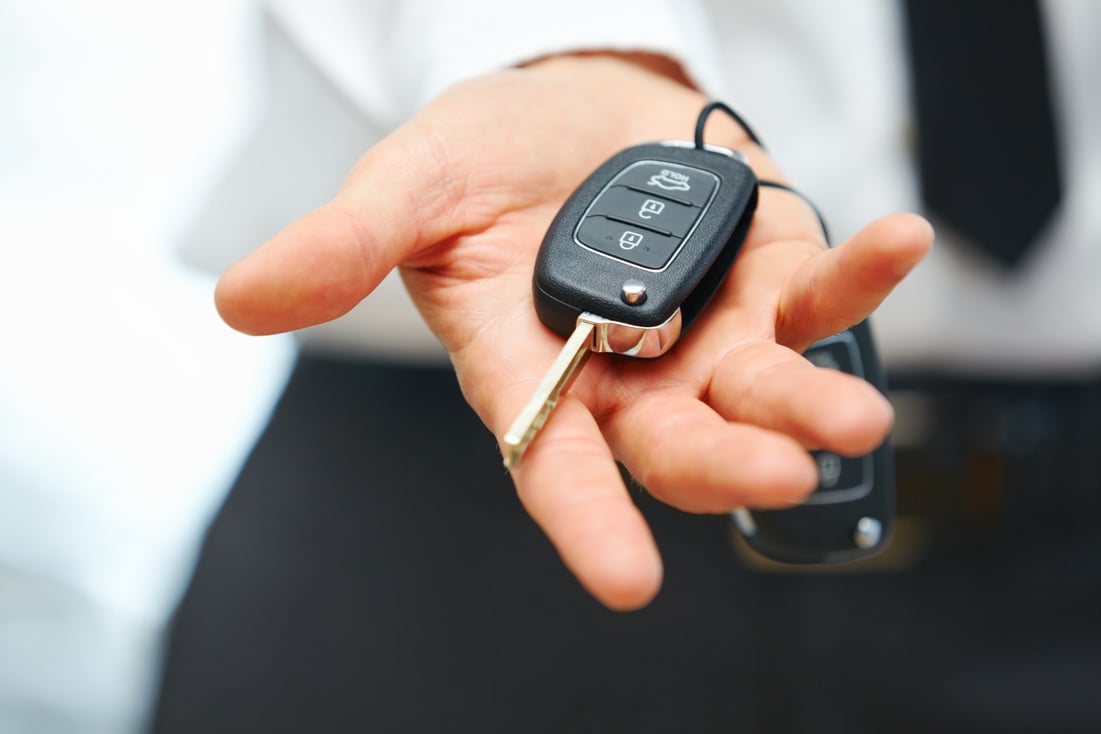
[215,121,465,335]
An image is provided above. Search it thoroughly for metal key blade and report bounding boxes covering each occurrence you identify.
[502,320,596,469]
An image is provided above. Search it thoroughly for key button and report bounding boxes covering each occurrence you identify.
[576,216,681,270]
[589,186,700,237]
[612,162,718,208]
[810,450,870,497]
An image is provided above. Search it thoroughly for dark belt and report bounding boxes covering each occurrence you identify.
[888,372,1101,557]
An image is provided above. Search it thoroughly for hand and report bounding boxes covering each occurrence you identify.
[215,54,932,610]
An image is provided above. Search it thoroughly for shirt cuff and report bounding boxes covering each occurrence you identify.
[267,0,726,125]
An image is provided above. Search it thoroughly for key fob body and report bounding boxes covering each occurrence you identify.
[534,141,758,346]
[733,320,894,563]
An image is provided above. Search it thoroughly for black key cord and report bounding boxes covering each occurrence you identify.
[694,100,831,245]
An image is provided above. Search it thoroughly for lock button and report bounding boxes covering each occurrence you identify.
[588,186,700,237]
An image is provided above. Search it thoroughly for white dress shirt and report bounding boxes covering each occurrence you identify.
[182,0,1101,377]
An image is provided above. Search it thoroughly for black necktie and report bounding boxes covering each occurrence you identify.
[903,0,1063,269]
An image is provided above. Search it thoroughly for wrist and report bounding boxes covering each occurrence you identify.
[522,53,782,185]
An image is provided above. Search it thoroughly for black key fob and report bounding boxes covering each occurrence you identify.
[533,141,758,349]
[733,320,894,563]
[505,140,759,468]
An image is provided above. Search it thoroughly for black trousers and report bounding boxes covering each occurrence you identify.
[150,355,1101,733]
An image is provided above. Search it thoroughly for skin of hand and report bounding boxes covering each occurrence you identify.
[214,53,933,611]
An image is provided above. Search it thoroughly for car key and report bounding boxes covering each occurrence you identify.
[502,140,759,468]
[502,102,894,566]
[732,319,895,563]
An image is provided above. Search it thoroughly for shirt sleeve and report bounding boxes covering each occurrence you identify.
[266,0,726,126]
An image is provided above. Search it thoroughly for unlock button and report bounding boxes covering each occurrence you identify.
[576,216,681,269]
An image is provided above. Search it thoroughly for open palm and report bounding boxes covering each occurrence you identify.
[215,55,932,609]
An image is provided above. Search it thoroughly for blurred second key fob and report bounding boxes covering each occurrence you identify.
[732,320,894,564]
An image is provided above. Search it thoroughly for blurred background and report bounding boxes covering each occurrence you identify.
[0,2,294,731]
[3,1,1099,732]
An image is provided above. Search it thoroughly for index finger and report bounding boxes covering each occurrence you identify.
[214,120,470,336]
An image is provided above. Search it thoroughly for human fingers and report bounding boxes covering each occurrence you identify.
[505,394,663,611]
[214,119,474,335]
[705,341,894,457]
[448,312,662,610]
[599,388,818,513]
[776,213,934,351]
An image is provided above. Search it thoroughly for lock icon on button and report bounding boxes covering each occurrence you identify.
[619,230,644,250]
[639,199,665,219]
